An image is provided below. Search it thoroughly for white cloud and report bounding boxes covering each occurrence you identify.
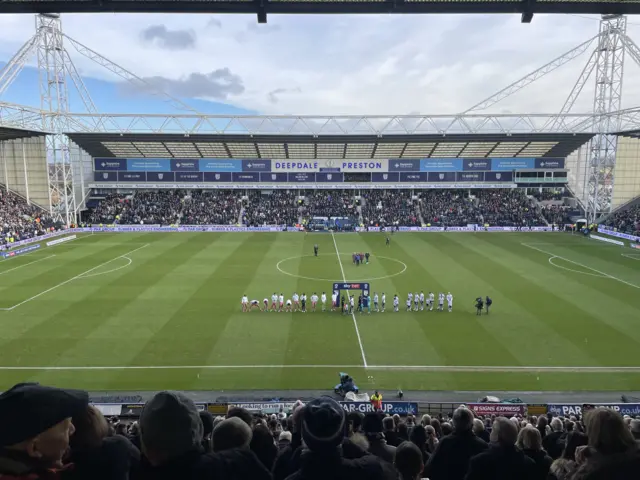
[1,12,640,115]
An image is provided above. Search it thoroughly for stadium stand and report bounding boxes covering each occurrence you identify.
[604,201,640,235]
[0,188,58,247]
[243,191,299,226]
[361,190,420,227]
[1,382,639,480]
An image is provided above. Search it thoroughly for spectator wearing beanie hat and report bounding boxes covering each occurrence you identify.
[362,412,396,464]
[0,382,89,480]
[285,396,397,480]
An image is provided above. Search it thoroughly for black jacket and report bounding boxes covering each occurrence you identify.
[284,449,397,480]
[569,448,640,480]
[64,435,140,480]
[366,434,396,464]
[522,449,552,480]
[542,432,564,459]
[424,430,488,480]
[464,445,537,480]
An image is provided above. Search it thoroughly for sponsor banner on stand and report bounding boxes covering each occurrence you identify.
[147,172,176,182]
[273,159,384,172]
[176,172,204,182]
[457,172,484,182]
[46,235,76,246]
[127,159,171,172]
[92,404,124,416]
[463,159,491,171]
[118,172,146,182]
[427,172,456,182]
[631,243,640,249]
[203,172,232,182]
[170,159,199,171]
[399,172,429,182]
[467,403,527,416]
[485,171,513,182]
[591,234,625,246]
[242,160,271,172]
[228,402,299,413]
[90,182,516,190]
[260,172,288,182]
[371,172,399,182]
[289,172,316,182]
[233,172,259,182]
[200,160,242,172]
[340,161,386,172]
[491,158,535,171]
[388,160,420,172]
[548,404,640,416]
[95,171,118,182]
[340,402,419,415]
[94,158,126,171]
[420,159,463,172]
[598,227,640,243]
[2,244,41,258]
[535,158,565,169]
[316,172,344,182]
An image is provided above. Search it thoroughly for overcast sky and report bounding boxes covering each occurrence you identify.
[1,13,640,115]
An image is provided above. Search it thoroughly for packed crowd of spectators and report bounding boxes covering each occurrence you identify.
[0,189,56,247]
[301,191,356,220]
[530,189,566,202]
[2,382,639,480]
[604,202,640,236]
[475,190,547,227]
[183,191,240,225]
[419,190,476,226]
[541,204,573,226]
[244,191,299,226]
[361,191,420,227]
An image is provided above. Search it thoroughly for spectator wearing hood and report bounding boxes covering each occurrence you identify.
[424,407,488,480]
[284,397,396,480]
[0,383,88,480]
[199,412,214,453]
[362,412,396,464]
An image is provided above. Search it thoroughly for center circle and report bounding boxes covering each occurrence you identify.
[276,253,407,282]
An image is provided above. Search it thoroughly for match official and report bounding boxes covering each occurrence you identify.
[485,296,492,314]
[475,297,484,316]
[314,244,318,257]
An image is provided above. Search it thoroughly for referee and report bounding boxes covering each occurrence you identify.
[314,244,319,257]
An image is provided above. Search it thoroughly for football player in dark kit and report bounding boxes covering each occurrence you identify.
[485,296,492,314]
[313,244,319,257]
[475,297,484,316]
[365,252,370,264]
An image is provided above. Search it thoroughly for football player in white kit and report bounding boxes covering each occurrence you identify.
[373,292,379,312]
[414,292,420,312]
[446,292,453,312]
[428,292,435,311]
[331,292,337,311]
[279,293,284,312]
[438,292,445,311]
[285,298,292,313]
[311,292,318,312]
[419,291,425,311]
[270,293,278,312]
[321,292,327,311]
[381,293,386,312]
[263,298,269,311]
[249,299,261,311]
[393,294,400,312]
[292,292,300,312]
[407,292,413,311]
[241,294,249,312]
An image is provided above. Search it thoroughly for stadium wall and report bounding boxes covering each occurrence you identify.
[0,136,50,208]
[612,135,640,209]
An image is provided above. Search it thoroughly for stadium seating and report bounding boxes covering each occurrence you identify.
[361,190,420,227]
[0,189,57,247]
[604,201,640,235]
[2,382,638,480]
[244,191,299,226]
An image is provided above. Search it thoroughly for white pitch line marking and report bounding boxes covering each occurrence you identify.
[331,231,368,368]
[522,242,640,289]
[78,256,133,279]
[622,253,640,261]
[0,364,639,372]
[0,255,55,276]
[0,244,149,311]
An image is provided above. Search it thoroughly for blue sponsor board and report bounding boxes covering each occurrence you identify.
[94,158,126,171]
[95,171,118,182]
[548,404,640,416]
[457,172,484,182]
[535,158,565,169]
[491,158,535,171]
[126,159,171,172]
[118,172,146,182]
[1,243,40,258]
[204,172,232,182]
[274,161,318,171]
[428,172,456,182]
[233,172,259,182]
[420,158,463,172]
[147,172,175,182]
[171,159,199,171]
[176,172,204,182]
[400,172,429,182]
[289,172,316,182]
[320,167,340,172]
[463,159,491,171]
[242,160,271,172]
[388,160,420,172]
[316,172,343,183]
[485,171,513,182]
[200,159,242,172]
[372,172,399,182]
[340,401,418,415]
[260,172,288,182]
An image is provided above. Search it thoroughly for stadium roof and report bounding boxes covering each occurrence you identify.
[0,126,46,142]
[0,0,638,18]
[67,132,594,159]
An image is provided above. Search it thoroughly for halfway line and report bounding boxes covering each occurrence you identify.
[331,231,368,368]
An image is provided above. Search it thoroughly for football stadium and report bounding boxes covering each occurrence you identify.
[1,3,640,479]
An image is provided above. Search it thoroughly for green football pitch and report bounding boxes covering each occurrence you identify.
[0,231,639,393]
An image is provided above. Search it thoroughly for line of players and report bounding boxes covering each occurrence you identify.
[240,291,454,313]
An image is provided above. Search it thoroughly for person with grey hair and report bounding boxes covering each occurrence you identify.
[473,418,490,443]
[464,417,536,480]
[136,391,270,480]
[423,407,487,480]
[543,417,566,459]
